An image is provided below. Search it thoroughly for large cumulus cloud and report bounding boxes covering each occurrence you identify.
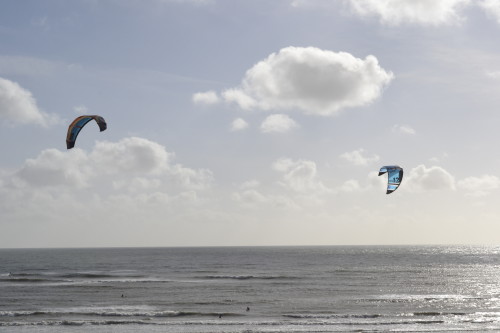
[0,137,215,247]
[0,137,216,247]
[199,47,393,116]
[9,136,213,195]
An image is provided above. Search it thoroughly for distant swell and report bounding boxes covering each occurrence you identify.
[283,312,470,320]
[413,311,468,317]
[0,320,154,327]
[60,273,123,279]
[0,309,240,318]
[1,271,149,286]
[199,275,295,280]
[283,313,382,319]
[2,278,68,283]
[5,272,144,279]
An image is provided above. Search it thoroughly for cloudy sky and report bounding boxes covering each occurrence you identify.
[2,0,500,248]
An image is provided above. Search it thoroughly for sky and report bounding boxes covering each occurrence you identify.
[2,0,500,248]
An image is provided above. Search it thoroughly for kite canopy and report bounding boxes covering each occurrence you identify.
[378,165,403,194]
[66,115,107,149]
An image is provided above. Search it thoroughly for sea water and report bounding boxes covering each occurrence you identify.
[2,246,500,332]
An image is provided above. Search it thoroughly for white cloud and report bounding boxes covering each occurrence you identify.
[479,0,500,24]
[230,118,249,131]
[231,159,334,210]
[368,170,387,190]
[457,174,500,197]
[0,136,216,244]
[272,158,331,193]
[239,180,260,189]
[192,90,220,105]
[222,46,393,116]
[340,179,362,192]
[346,0,471,26]
[90,137,170,175]
[169,163,213,190]
[339,148,380,166]
[260,114,298,133]
[340,171,393,193]
[11,137,212,192]
[222,89,256,109]
[232,189,268,205]
[0,77,59,127]
[405,165,456,191]
[16,149,90,188]
[113,177,162,192]
[392,124,416,135]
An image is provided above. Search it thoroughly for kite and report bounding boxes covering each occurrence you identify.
[378,165,403,194]
[66,115,107,149]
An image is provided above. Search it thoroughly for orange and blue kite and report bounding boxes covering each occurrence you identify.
[66,115,107,149]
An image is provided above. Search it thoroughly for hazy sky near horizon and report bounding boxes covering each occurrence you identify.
[2,0,500,248]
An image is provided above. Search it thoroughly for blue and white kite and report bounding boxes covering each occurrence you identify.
[378,165,403,194]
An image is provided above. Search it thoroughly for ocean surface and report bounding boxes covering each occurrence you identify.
[2,246,500,332]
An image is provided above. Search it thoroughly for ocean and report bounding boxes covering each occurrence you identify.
[1,246,500,332]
